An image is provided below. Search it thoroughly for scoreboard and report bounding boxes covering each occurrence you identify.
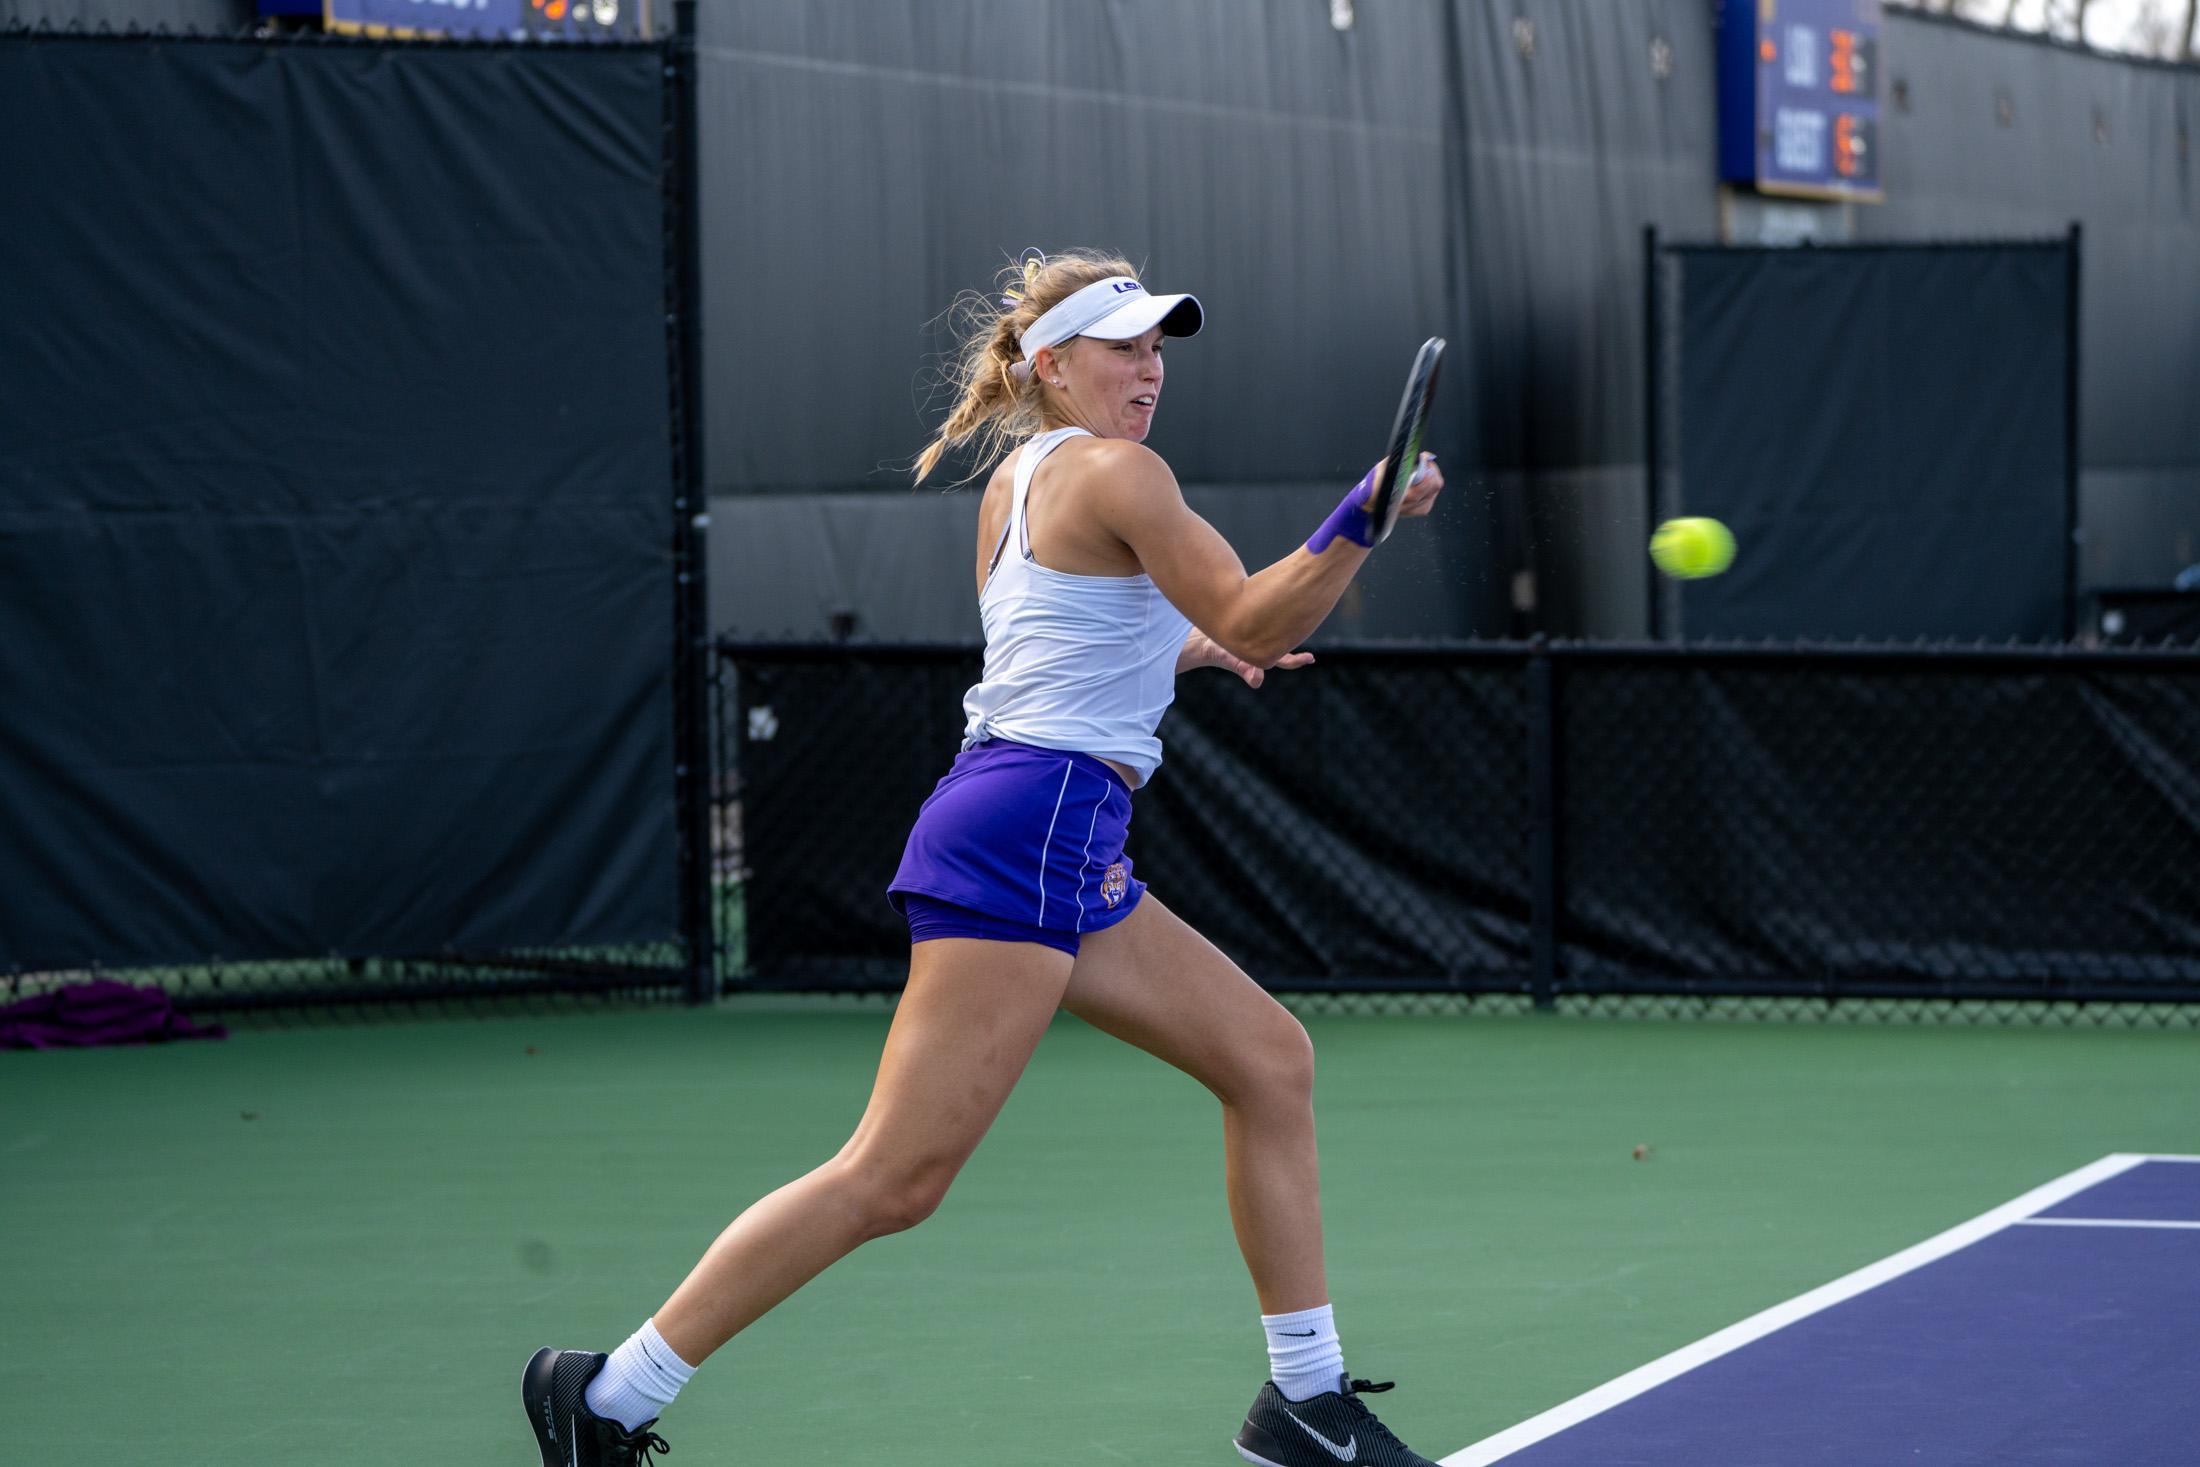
[325,0,650,40]
[1718,0,1883,201]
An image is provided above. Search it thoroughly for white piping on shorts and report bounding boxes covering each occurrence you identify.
[1035,760,1075,925]
[1072,780,1111,931]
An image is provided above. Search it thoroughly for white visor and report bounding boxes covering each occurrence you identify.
[1014,276,1203,378]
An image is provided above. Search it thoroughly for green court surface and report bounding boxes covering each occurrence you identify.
[4,1000,2194,1465]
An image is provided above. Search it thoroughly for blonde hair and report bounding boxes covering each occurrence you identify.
[913,249,1141,485]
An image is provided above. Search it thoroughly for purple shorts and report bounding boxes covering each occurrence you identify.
[889,738,1146,953]
[901,893,1082,957]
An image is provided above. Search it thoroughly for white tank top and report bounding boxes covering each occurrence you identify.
[961,427,1193,785]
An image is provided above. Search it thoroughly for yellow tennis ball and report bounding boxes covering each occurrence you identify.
[1649,517,1736,579]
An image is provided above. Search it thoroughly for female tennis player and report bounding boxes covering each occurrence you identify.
[525,249,1448,1467]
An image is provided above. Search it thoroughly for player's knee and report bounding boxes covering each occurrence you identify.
[842,1154,957,1238]
[873,1172,954,1236]
[1230,1011,1315,1110]
[1266,1014,1317,1101]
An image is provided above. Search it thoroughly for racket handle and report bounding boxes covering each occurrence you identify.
[1305,466,1380,554]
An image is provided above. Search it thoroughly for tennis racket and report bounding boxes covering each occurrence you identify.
[1365,336,1446,545]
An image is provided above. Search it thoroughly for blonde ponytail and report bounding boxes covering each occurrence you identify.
[914,249,1141,484]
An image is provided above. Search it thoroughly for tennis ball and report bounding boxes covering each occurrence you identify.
[1648,517,1736,579]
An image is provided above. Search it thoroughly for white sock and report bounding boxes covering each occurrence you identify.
[584,1318,697,1432]
[1262,1303,1346,1403]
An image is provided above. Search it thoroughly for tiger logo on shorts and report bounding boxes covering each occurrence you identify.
[1100,862,1128,908]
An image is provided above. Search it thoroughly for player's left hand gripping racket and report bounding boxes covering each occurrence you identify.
[1365,336,1446,545]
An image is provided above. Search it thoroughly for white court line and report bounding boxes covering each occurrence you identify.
[2015,1217,2200,1231]
[1442,1152,2200,1466]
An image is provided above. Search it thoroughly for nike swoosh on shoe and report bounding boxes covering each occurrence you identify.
[1283,1408,1357,1462]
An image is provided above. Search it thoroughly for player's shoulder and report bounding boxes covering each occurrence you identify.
[1057,434,1177,497]
[1063,433,1164,469]
[975,451,1018,512]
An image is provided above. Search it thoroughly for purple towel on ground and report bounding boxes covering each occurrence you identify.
[0,980,226,1050]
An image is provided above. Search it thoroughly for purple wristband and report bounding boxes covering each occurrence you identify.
[1306,467,1378,554]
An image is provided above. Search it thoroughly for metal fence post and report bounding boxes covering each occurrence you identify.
[2063,220,2083,643]
[1642,224,1662,641]
[1528,639,1560,1010]
[670,0,716,1005]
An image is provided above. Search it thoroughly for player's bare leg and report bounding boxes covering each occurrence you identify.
[1065,895,1439,1466]
[653,936,1074,1361]
[1063,893,1326,1313]
[524,937,1070,1466]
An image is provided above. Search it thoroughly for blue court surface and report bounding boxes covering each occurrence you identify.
[1445,1154,2200,1467]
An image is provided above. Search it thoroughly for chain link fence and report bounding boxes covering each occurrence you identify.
[715,641,2200,1021]
[1,948,692,1025]
[1555,647,2200,1002]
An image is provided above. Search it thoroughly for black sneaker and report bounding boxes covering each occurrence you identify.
[1234,1374,1439,1467]
[523,1347,673,1466]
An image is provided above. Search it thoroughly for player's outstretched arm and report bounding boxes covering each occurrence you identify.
[1087,439,1443,666]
